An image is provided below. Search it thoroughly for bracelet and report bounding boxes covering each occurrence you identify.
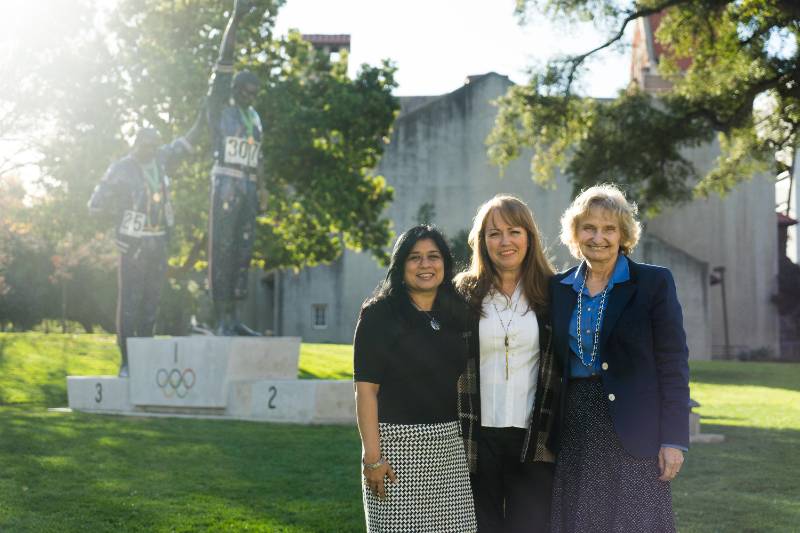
[362,456,387,470]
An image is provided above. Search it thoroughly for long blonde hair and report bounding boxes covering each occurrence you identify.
[456,195,554,316]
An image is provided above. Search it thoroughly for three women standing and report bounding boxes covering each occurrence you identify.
[549,184,690,532]
[354,185,689,532]
[456,196,560,532]
[354,225,477,533]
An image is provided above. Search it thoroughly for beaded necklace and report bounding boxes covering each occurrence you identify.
[576,265,610,368]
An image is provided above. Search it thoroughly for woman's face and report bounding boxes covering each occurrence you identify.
[484,210,529,276]
[403,238,445,295]
[576,207,621,264]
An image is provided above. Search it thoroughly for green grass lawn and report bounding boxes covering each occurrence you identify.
[1,333,798,532]
[0,333,353,405]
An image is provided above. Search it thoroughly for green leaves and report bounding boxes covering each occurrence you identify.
[255,33,398,268]
[0,0,399,329]
[494,0,800,214]
[7,0,398,273]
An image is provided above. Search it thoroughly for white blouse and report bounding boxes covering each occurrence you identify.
[479,284,540,428]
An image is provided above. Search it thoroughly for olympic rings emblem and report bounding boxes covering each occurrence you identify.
[156,368,196,399]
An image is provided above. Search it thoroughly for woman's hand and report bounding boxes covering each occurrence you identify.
[363,459,397,499]
[658,446,684,481]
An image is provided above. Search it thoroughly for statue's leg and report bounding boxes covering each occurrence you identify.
[233,180,258,300]
[136,237,168,339]
[213,300,237,336]
[116,245,145,377]
[209,175,239,333]
[208,176,236,302]
[229,181,261,336]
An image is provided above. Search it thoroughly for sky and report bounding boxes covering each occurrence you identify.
[0,0,632,187]
[272,0,632,97]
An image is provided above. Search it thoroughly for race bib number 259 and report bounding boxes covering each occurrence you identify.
[224,136,260,168]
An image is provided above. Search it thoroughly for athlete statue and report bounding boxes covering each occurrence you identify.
[88,125,201,377]
[205,0,264,336]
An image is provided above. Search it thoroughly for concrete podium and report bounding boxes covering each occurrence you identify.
[67,337,355,425]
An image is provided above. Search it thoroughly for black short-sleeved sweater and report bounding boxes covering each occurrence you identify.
[353,296,469,424]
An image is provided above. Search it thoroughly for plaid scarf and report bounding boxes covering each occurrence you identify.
[457,311,561,473]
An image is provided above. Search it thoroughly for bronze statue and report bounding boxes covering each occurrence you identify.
[88,125,201,376]
[205,0,264,336]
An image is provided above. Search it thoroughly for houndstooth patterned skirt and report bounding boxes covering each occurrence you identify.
[362,421,477,533]
[551,379,676,533]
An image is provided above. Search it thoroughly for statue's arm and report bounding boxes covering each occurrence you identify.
[207,2,252,129]
[88,162,126,218]
[217,0,252,66]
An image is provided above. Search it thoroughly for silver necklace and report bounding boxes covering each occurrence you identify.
[576,265,610,368]
[491,290,520,380]
[411,300,440,331]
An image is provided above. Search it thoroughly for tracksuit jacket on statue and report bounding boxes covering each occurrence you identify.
[88,138,193,364]
[206,61,263,303]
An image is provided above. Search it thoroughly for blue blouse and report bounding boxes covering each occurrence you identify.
[562,255,630,378]
[561,256,687,451]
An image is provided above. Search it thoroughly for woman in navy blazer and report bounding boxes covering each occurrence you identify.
[549,184,690,533]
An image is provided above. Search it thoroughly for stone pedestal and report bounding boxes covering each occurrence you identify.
[67,376,131,413]
[228,379,354,424]
[688,401,726,444]
[128,337,299,409]
[66,336,354,425]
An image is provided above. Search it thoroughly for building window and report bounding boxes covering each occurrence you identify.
[312,304,328,329]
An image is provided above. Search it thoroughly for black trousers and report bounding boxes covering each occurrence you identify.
[117,236,168,366]
[474,427,554,533]
[208,174,258,302]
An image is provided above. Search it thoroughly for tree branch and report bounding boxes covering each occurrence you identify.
[173,231,207,277]
[559,0,694,95]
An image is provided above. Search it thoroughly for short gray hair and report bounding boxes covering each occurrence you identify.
[559,184,641,259]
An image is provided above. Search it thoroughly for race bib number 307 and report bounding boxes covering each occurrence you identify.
[224,136,260,168]
[119,210,146,237]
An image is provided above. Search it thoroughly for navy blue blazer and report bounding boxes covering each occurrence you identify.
[550,258,690,458]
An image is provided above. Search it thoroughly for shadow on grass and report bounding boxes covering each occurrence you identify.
[0,407,364,532]
[0,335,71,407]
[41,364,69,407]
[297,368,352,380]
[690,360,800,393]
[2,405,798,532]
[673,423,800,533]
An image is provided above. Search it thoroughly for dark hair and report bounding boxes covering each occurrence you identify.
[362,225,460,316]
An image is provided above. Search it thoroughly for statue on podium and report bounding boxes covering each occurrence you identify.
[205,0,265,336]
[88,125,201,377]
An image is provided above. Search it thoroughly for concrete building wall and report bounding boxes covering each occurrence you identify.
[646,172,779,357]
[271,73,779,359]
[277,257,345,344]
